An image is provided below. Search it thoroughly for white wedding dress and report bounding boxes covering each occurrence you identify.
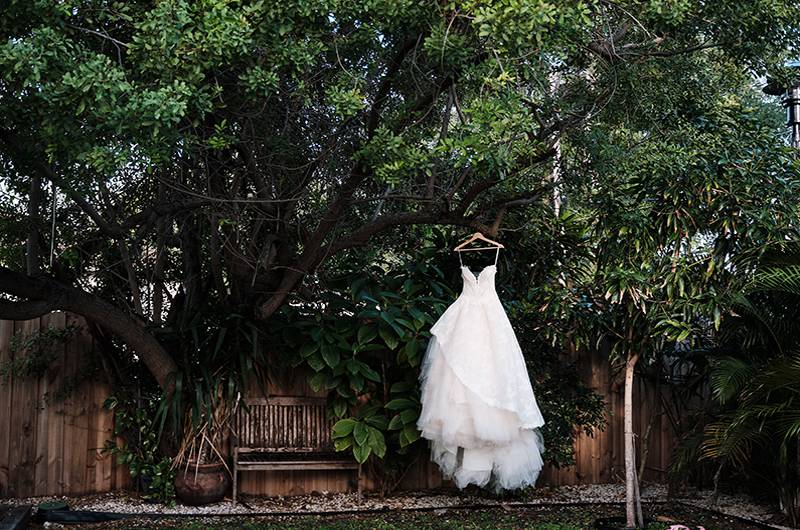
[417,252,545,492]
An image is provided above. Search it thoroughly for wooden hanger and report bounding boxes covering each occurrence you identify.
[453,232,505,252]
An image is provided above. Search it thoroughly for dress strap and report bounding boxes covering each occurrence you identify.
[494,247,500,266]
[458,251,463,267]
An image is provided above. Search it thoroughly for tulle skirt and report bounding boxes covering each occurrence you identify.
[417,296,545,492]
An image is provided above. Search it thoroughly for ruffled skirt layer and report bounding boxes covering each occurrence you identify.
[417,330,545,492]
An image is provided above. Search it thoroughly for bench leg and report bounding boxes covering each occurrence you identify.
[232,460,238,505]
[356,463,362,499]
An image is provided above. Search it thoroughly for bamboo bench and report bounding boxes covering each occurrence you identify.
[231,397,361,503]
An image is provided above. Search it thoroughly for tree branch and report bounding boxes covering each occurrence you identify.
[366,35,422,137]
[0,299,55,320]
[258,36,425,319]
[328,211,491,254]
[0,266,177,390]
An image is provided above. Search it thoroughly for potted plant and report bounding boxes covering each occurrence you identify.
[172,397,234,505]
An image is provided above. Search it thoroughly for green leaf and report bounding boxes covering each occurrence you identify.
[332,418,357,438]
[365,414,388,430]
[353,443,371,464]
[385,398,415,411]
[353,421,369,446]
[390,381,414,393]
[400,425,420,447]
[333,398,348,418]
[388,414,403,430]
[379,327,399,350]
[408,307,426,323]
[334,437,353,451]
[321,343,341,368]
[360,364,381,382]
[400,408,418,425]
[357,325,377,345]
[368,427,386,458]
[404,339,419,362]
[395,317,414,330]
[349,373,365,392]
[306,353,324,371]
[308,372,326,392]
[300,342,318,358]
[346,358,360,375]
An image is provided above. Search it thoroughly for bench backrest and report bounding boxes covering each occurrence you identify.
[234,397,333,452]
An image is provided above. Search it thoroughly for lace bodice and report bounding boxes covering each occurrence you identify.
[458,245,500,298]
[460,264,498,299]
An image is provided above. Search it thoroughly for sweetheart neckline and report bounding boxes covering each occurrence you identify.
[461,264,496,283]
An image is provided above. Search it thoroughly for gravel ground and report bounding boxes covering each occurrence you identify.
[54,503,772,530]
[0,483,791,529]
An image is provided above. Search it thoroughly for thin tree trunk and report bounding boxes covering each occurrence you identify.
[26,175,43,275]
[633,460,644,526]
[637,416,654,482]
[151,222,167,323]
[625,351,643,528]
[118,241,144,316]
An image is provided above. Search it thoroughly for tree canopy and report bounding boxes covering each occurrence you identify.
[1,0,799,394]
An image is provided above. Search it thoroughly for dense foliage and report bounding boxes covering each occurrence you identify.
[0,322,78,381]
[1,0,798,388]
[1,0,800,515]
[688,252,800,525]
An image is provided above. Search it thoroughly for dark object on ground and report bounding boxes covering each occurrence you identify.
[138,475,162,504]
[175,461,231,505]
[36,509,133,524]
[594,515,653,529]
[33,499,69,522]
[0,505,32,530]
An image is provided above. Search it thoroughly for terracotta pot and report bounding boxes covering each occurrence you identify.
[174,461,231,505]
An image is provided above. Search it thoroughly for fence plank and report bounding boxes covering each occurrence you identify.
[34,315,50,495]
[63,313,88,494]
[0,319,14,495]
[10,318,40,497]
[45,312,67,495]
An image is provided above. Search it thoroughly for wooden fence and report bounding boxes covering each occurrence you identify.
[0,313,127,498]
[0,314,678,498]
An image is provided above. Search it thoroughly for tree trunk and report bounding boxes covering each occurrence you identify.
[624,351,643,528]
[26,174,42,276]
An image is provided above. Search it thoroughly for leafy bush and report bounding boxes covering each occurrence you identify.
[103,395,176,505]
[697,258,800,524]
[272,250,449,475]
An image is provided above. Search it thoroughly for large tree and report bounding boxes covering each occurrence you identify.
[1,0,796,387]
[2,1,799,523]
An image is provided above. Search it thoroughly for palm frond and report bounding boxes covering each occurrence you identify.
[709,356,754,405]
[701,417,770,467]
[750,265,800,297]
